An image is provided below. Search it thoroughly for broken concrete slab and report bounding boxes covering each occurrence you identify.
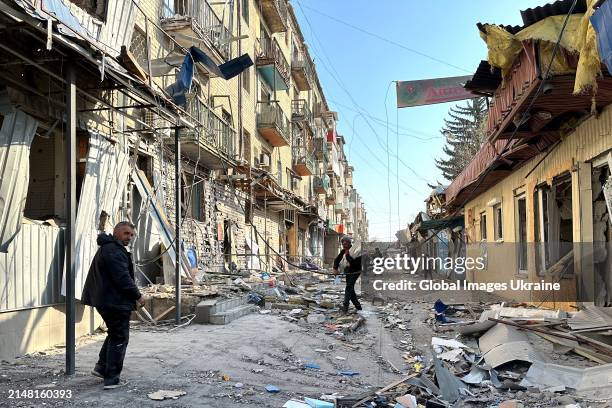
[147,389,187,400]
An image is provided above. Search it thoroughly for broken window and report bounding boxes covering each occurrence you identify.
[182,174,204,221]
[480,211,487,241]
[534,173,574,276]
[24,128,88,222]
[69,0,107,21]
[592,161,611,305]
[515,194,527,273]
[493,203,503,241]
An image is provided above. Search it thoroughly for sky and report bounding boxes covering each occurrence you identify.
[292,0,552,241]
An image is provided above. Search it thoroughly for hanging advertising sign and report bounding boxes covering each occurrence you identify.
[396,75,474,108]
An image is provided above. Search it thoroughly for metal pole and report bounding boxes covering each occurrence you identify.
[174,126,182,324]
[65,66,76,376]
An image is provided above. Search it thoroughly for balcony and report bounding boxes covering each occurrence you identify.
[313,174,330,194]
[291,99,314,133]
[256,101,290,147]
[334,203,345,214]
[291,52,314,91]
[313,137,328,162]
[161,0,230,65]
[325,190,336,205]
[257,0,288,33]
[256,38,290,90]
[181,96,237,168]
[181,98,237,170]
[292,146,315,176]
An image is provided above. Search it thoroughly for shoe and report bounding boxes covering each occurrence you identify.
[91,365,105,379]
[103,378,128,390]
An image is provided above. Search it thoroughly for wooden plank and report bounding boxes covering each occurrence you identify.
[119,45,148,83]
[351,373,420,408]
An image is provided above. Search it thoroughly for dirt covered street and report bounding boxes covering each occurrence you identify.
[2,273,612,408]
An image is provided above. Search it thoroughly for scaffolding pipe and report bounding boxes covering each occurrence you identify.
[174,126,182,324]
[64,65,76,376]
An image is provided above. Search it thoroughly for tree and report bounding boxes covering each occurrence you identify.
[435,98,488,181]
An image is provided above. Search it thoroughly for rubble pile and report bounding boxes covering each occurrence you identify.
[333,301,612,408]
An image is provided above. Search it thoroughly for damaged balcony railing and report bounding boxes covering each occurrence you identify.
[256,0,288,33]
[256,37,290,88]
[313,136,328,162]
[161,0,230,60]
[292,145,315,176]
[291,99,313,126]
[291,52,314,91]
[256,101,290,146]
[186,96,236,158]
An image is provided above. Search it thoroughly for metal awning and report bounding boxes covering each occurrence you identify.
[417,216,464,233]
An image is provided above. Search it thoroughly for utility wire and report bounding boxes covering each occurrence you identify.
[294,0,472,74]
[329,98,444,140]
[384,81,393,242]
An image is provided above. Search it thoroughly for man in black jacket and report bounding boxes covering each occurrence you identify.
[333,236,362,313]
[82,221,144,389]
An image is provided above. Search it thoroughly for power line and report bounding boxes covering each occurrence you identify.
[296,1,429,233]
[329,98,444,140]
[294,0,472,74]
[384,81,393,245]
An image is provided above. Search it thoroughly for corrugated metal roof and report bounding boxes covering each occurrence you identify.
[13,0,136,58]
[520,0,587,27]
[464,60,502,95]
[475,0,587,39]
[417,216,464,232]
[0,97,39,252]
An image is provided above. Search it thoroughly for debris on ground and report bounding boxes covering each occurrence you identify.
[147,389,187,400]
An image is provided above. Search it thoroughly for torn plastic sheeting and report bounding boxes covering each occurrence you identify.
[592,0,612,79]
[520,360,612,391]
[479,323,544,368]
[0,102,38,253]
[166,47,253,106]
[63,130,131,299]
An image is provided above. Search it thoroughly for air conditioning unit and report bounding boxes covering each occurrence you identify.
[259,153,271,168]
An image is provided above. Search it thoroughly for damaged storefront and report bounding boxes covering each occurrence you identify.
[446,0,612,308]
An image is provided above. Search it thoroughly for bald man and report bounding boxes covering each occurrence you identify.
[82,221,144,389]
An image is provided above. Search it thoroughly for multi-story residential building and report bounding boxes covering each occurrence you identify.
[0,0,366,360]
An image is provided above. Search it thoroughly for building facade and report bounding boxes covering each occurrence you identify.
[0,0,367,360]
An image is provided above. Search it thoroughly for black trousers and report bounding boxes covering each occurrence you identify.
[96,308,131,381]
[344,272,362,311]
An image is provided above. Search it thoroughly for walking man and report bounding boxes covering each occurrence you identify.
[333,236,362,313]
[82,221,144,389]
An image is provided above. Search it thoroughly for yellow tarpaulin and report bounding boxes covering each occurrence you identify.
[479,0,601,95]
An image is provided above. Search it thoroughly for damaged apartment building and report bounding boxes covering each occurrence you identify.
[445,0,612,308]
[0,0,368,360]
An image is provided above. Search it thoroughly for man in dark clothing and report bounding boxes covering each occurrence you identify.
[333,236,362,313]
[82,221,143,389]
